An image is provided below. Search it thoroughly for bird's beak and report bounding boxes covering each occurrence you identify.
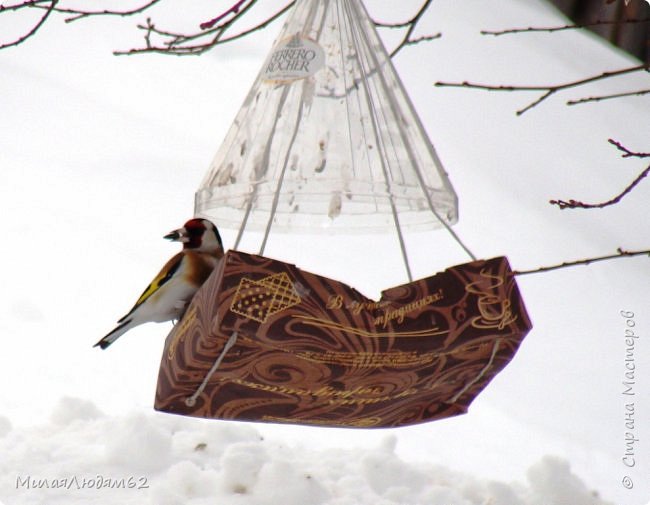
[164,227,189,243]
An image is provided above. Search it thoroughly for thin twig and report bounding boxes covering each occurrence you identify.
[2,0,439,57]
[549,139,650,209]
[374,0,431,29]
[435,64,649,115]
[481,17,650,36]
[25,0,161,22]
[0,0,50,12]
[402,33,441,49]
[114,1,293,56]
[549,165,650,208]
[608,138,650,158]
[513,248,650,276]
[567,88,650,105]
[0,0,57,49]
[387,0,436,57]
[200,0,248,30]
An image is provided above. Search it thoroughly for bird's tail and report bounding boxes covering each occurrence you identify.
[94,319,134,350]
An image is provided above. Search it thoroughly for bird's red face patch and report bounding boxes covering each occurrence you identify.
[183,219,207,249]
[183,219,207,233]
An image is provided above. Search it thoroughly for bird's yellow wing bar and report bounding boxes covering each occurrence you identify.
[118,252,183,322]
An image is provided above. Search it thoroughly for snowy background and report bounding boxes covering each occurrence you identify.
[1,0,649,504]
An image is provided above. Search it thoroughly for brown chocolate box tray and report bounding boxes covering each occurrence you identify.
[155,251,532,428]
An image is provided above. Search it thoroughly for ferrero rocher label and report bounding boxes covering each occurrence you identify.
[262,34,325,83]
[155,251,532,428]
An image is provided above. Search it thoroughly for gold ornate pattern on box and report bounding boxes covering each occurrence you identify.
[155,251,533,428]
[230,272,301,323]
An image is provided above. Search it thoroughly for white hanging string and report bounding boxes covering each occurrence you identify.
[185,332,239,407]
[258,8,329,256]
[350,0,477,263]
[232,193,255,251]
[448,338,501,404]
[259,92,303,256]
[235,0,477,267]
[343,0,414,281]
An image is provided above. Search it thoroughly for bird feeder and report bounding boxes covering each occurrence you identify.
[154,0,532,427]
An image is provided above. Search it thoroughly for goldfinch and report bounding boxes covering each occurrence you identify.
[94,218,223,350]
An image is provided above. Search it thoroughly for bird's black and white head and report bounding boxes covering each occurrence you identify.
[164,218,223,253]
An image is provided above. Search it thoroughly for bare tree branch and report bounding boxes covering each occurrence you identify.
[372,0,439,57]
[0,0,48,12]
[567,88,650,105]
[481,17,650,36]
[63,1,161,23]
[113,2,293,56]
[435,64,649,115]
[608,138,650,158]
[396,33,441,55]
[0,0,57,50]
[116,0,440,56]
[513,248,650,276]
[200,0,248,30]
[0,0,440,57]
[18,0,162,22]
[549,139,650,209]
[549,168,650,209]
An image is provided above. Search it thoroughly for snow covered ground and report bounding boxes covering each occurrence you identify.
[0,397,619,505]
[1,0,649,504]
